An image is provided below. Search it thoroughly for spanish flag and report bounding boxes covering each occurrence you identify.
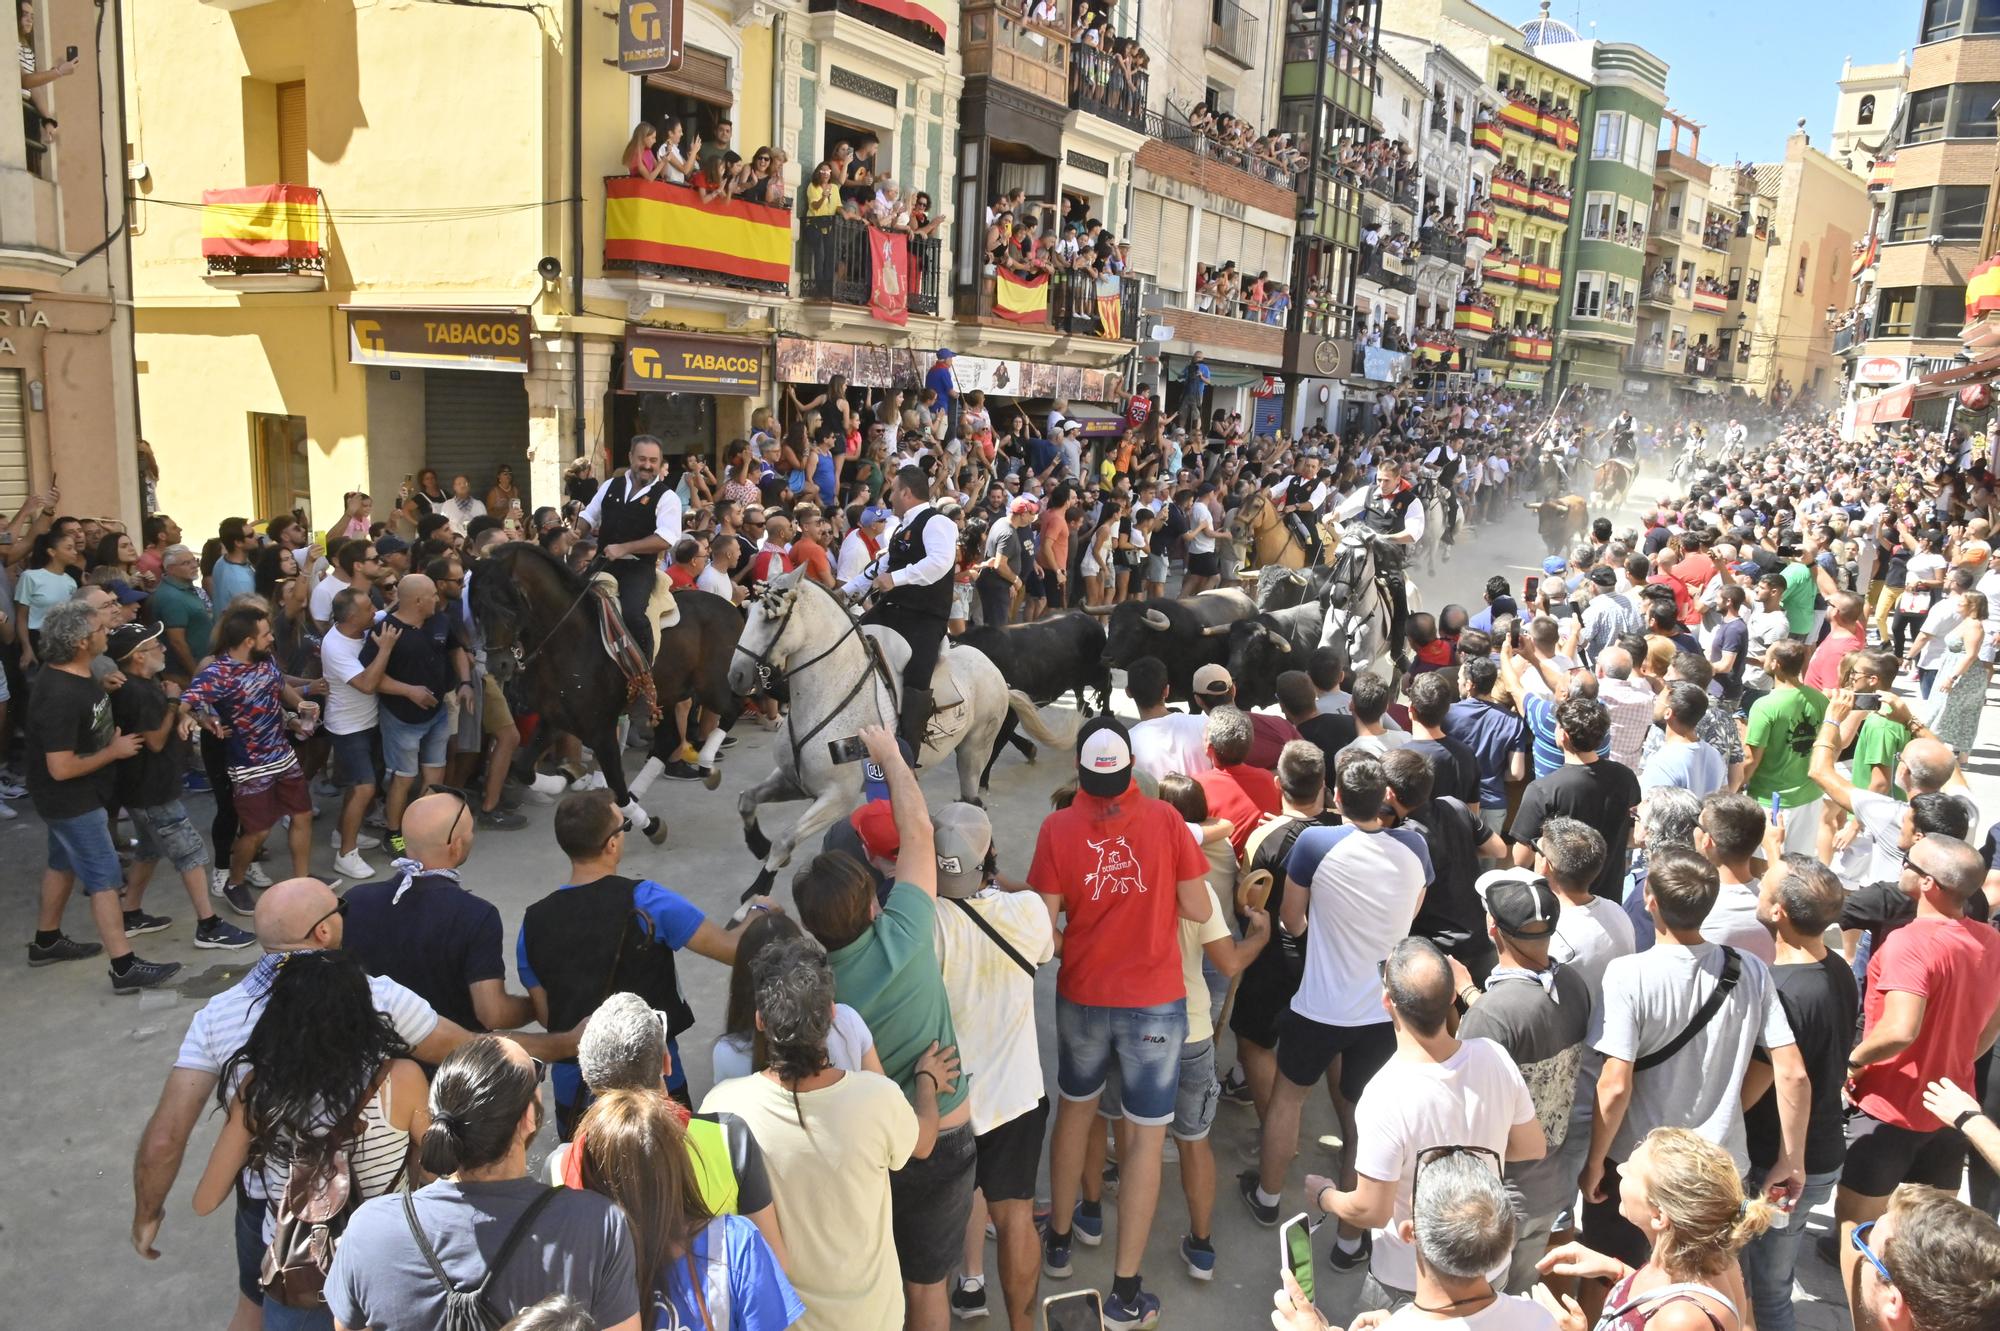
[1968,257,2000,321]
[1455,304,1495,333]
[1471,123,1505,156]
[603,177,791,289]
[1499,101,1540,134]
[994,268,1050,324]
[1851,235,1878,279]
[201,185,323,259]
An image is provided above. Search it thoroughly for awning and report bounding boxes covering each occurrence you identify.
[847,0,946,40]
[1909,348,2000,397]
[1855,384,1915,425]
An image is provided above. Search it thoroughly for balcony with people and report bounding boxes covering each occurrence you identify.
[1691,274,1729,314]
[1470,108,1505,159]
[1464,190,1495,242]
[1493,83,1578,153]
[1453,285,1498,338]
[1206,0,1261,66]
[1179,101,1306,188]
[606,116,794,297]
[962,1,1071,108]
[1344,135,1417,215]
[797,162,945,318]
[1830,304,1872,355]
[1415,200,1469,270]
[1358,220,1418,295]
[958,191,1140,340]
[1067,12,1150,135]
[1638,263,1678,308]
[1580,216,1646,251]
[1700,211,1736,252]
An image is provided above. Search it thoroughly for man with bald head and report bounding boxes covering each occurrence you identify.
[1592,643,1659,773]
[341,791,535,1035]
[358,571,454,854]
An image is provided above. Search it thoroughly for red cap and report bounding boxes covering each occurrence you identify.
[851,799,901,861]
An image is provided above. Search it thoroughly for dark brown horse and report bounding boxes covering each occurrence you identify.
[471,542,746,844]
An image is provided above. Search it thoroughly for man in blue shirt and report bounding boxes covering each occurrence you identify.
[925,348,960,443]
[209,517,257,609]
[1443,655,1530,835]
[1180,353,1210,433]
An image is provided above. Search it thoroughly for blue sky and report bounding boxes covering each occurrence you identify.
[1517,0,1910,167]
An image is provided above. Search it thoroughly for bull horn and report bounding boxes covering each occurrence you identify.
[1142,608,1171,631]
[1200,622,1233,636]
[1266,628,1294,653]
[1081,603,1116,616]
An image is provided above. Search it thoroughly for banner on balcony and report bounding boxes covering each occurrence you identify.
[1851,235,1878,279]
[846,0,946,40]
[603,178,790,290]
[201,185,322,259]
[993,268,1050,324]
[1094,275,1123,339]
[1967,258,2000,321]
[1454,305,1495,333]
[866,226,910,326]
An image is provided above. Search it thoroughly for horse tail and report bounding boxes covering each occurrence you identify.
[1006,689,1077,752]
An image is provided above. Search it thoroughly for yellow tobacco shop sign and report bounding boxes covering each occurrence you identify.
[345,307,533,374]
[623,330,764,396]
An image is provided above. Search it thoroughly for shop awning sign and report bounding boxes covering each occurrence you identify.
[1854,355,1905,385]
[345,307,532,373]
[624,330,764,396]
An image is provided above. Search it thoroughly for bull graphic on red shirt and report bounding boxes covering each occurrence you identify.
[1083,836,1147,901]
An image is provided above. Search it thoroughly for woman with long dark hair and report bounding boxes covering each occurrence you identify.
[14,524,83,667]
[578,1090,805,1330]
[192,951,429,1330]
[709,909,880,1083]
[253,543,299,603]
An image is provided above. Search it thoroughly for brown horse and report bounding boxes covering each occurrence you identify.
[1232,491,1327,572]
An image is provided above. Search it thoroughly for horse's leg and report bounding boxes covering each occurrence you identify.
[982,710,1018,790]
[766,775,858,876]
[738,763,800,861]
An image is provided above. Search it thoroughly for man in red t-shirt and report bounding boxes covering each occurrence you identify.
[1833,833,2000,1300]
[1193,706,1281,857]
[1030,715,1210,1322]
[1804,590,1868,693]
[787,505,834,587]
[1192,664,1300,770]
[1124,383,1155,435]
[748,512,796,585]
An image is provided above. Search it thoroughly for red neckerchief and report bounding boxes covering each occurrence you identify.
[859,528,881,558]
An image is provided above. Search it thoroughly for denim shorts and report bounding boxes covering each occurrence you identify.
[889,1121,977,1285]
[1055,995,1187,1127]
[130,800,211,873]
[329,727,380,789]
[1144,554,1167,584]
[379,706,450,778]
[46,808,125,893]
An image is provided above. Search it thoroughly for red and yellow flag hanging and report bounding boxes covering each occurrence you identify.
[201,185,323,259]
[993,268,1050,324]
[603,177,791,289]
[1454,303,1495,333]
[1966,257,2000,321]
[867,226,909,326]
[1094,274,1124,339]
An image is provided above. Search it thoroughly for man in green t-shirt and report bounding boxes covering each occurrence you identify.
[147,543,213,680]
[1777,534,1836,638]
[1841,650,1910,799]
[1745,638,1828,856]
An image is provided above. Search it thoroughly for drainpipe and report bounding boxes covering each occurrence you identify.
[770,12,785,160]
[570,0,586,465]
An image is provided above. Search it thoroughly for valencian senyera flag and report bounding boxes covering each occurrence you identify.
[867,226,909,326]
[993,268,1050,324]
[603,177,790,290]
[1094,274,1123,338]
[201,185,323,258]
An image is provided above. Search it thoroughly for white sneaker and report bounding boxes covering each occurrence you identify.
[0,801,15,819]
[330,829,381,851]
[244,863,273,888]
[210,868,230,896]
[333,850,376,881]
[571,770,607,791]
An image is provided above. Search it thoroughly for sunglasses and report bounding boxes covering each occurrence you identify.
[1413,1143,1502,1206]
[298,896,349,941]
[1850,1220,1893,1284]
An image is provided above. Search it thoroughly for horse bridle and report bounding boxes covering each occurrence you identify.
[733,579,902,774]
[494,558,605,672]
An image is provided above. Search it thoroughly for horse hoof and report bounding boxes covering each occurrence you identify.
[645,815,668,845]
[703,766,722,791]
[1022,742,1037,765]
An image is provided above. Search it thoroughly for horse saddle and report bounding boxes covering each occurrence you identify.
[590,567,680,663]
[858,627,967,712]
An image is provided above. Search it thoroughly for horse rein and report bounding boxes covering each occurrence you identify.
[503,558,607,671]
[733,580,901,774]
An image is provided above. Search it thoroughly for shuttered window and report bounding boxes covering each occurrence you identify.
[1158,197,1191,296]
[422,370,533,509]
[644,47,732,106]
[1128,193,1163,271]
[1199,212,1244,270]
[277,81,308,184]
[0,370,27,516]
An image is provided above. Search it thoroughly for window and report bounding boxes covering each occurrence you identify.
[1876,286,1916,336]
[1858,94,1876,126]
[1938,185,1988,241]
[1952,83,2000,138]
[250,413,311,524]
[1890,189,1934,242]
[1593,111,1623,160]
[1573,272,1604,318]
[1917,286,1969,339]
[277,82,308,184]
[1979,0,2000,33]
[1922,0,1964,39]
[1796,250,1808,294]
[1606,276,1628,314]
[1583,191,1614,236]
[1905,88,1948,144]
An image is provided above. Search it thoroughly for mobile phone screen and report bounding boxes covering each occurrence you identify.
[1281,1213,1316,1307]
[1042,1290,1103,1331]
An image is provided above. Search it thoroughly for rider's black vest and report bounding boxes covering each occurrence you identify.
[881,505,954,620]
[1425,446,1462,487]
[1363,485,1417,535]
[595,472,673,546]
[1284,475,1320,508]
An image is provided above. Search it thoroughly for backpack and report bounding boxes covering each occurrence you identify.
[259,1087,401,1310]
[402,1185,563,1331]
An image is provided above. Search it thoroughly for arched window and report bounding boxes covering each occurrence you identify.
[1857,94,1876,125]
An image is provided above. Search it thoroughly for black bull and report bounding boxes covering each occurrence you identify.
[1224,601,1329,709]
[953,612,1110,786]
[1093,590,1259,700]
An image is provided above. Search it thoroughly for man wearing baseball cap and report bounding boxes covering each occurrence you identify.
[926,348,959,442]
[929,802,1056,1324]
[836,502,893,586]
[1459,869,1591,1291]
[1029,715,1211,1327]
[1191,664,1300,770]
[976,495,1037,628]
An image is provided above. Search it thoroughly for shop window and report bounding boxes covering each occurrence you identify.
[1875,286,1915,337]
[1916,286,1968,339]
[250,413,311,525]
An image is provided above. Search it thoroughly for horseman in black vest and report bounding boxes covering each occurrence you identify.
[1264,447,1332,564]
[577,434,683,661]
[1421,434,1465,543]
[842,464,955,757]
[1330,458,1425,668]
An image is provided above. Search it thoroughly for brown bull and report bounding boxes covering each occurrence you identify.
[1524,495,1589,557]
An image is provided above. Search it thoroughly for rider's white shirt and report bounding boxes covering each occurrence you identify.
[581,470,684,547]
[1332,483,1426,542]
[1266,476,1329,509]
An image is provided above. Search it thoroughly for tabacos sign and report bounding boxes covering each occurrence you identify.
[623,331,764,396]
[618,0,683,73]
[345,307,533,374]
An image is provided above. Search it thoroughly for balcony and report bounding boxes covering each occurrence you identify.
[962,3,1069,106]
[798,217,943,317]
[1464,208,1493,242]
[1206,0,1260,67]
[603,178,792,295]
[1454,301,1497,337]
[1070,45,1148,134]
[1449,126,1468,147]
[200,184,327,291]
[1529,188,1571,223]
[1628,343,1668,370]
[1489,177,1532,213]
[806,0,948,53]
[1482,252,1521,288]
[1691,284,1728,314]
[1415,229,1467,268]
[1832,316,1871,355]
[1579,221,1645,251]
[1638,273,1678,307]
[1493,91,1578,151]
[1359,249,1417,295]
[1470,120,1505,157]
[1363,168,1418,215]
[960,267,1140,341]
[1505,331,1554,363]
[1140,113,1298,191]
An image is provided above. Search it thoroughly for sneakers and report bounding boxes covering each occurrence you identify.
[0,801,16,819]
[123,910,174,936]
[111,956,184,994]
[243,862,273,888]
[1238,1170,1280,1227]
[949,1275,988,1321]
[1217,1066,1254,1106]
[476,807,528,830]
[387,832,407,856]
[1042,1228,1074,1279]
[1181,1234,1216,1281]
[210,875,258,917]
[330,829,381,851]
[1101,1285,1161,1330]
[182,769,212,794]
[1071,1202,1104,1247]
[332,850,377,882]
[662,760,705,782]
[194,917,256,949]
[27,933,103,966]
[1326,1231,1372,1272]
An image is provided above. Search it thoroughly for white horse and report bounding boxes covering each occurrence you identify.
[725,569,1072,897]
[1316,529,1422,684]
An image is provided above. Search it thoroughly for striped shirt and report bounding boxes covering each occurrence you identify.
[181,654,301,793]
[255,1074,412,1243]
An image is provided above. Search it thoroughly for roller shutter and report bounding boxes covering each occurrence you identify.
[277,82,309,184]
[422,369,532,509]
[644,47,732,105]
[1157,197,1192,297]
[0,370,26,515]
[1127,193,1163,276]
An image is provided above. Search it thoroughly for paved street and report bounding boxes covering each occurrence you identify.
[0,479,1971,1330]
